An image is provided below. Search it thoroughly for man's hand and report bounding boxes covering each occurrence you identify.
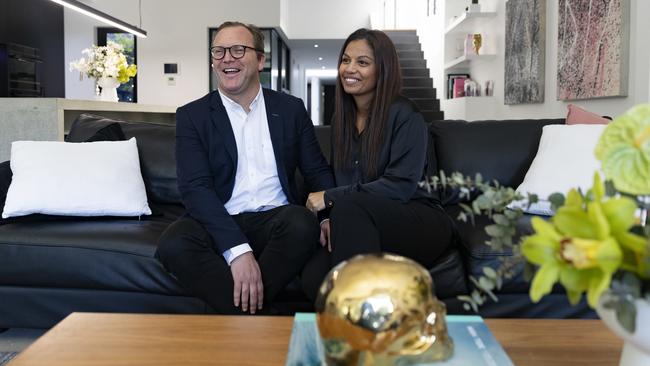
[230,252,263,314]
[306,191,325,213]
[320,219,331,252]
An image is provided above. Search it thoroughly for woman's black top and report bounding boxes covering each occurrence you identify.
[324,96,440,207]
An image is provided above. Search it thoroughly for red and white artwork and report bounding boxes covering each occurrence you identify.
[557,0,629,100]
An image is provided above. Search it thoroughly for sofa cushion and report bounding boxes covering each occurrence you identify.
[430,119,564,205]
[510,124,606,215]
[3,138,152,219]
[67,114,180,204]
[0,203,186,294]
[566,104,611,125]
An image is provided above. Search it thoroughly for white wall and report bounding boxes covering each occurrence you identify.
[280,0,290,36]
[285,0,379,39]
[65,0,281,108]
[430,0,650,120]
[648,53,650,103]
[309,76,321,124]
[417,3,446,97]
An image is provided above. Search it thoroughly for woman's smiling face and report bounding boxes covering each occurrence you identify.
[339,39,377,100]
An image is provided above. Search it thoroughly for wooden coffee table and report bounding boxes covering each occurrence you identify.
[8,313,621,366]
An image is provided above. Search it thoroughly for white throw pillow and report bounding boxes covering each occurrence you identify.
[510,124,606,216]
[2,138,152,218]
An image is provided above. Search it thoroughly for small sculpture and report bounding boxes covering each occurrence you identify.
[467,0,481,12]
[315,253,454,366]
[473,33,482,55]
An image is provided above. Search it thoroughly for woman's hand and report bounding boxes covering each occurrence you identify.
[306,191,326,213]
[320,219,331,252]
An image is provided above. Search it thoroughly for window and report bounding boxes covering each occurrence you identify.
[97,28,137,103]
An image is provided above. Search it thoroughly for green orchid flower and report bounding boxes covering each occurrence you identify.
[522,173,645,307]
[595,104,650,195]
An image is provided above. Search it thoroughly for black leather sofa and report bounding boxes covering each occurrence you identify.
[0,113,595,329]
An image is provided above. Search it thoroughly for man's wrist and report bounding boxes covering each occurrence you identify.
[223,243,253,265]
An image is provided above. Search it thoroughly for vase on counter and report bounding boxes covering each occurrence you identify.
[96,77,120,102]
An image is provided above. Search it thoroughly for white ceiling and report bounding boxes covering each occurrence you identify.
[287,38,344,72]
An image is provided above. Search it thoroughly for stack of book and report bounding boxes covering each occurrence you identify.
[447,73,470,99]
[285,313,514,366]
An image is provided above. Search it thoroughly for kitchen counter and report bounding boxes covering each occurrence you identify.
[0,98,176,161]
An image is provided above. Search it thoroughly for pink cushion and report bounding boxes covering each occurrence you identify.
[566,104,610,125]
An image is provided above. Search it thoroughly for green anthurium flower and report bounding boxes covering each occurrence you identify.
[595,104,650,195]
[521,173,644,307]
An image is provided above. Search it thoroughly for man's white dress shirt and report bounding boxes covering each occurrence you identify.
[219,87,289,264]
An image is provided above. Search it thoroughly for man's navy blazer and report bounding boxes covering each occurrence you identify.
[175,88,334,254]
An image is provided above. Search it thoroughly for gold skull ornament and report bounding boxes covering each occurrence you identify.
[315,253,453,366]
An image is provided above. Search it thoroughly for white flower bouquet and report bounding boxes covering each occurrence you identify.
[70,41,137,83]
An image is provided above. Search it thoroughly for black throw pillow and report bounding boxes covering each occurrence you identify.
[83,122,127,142]
[0,161,12,214]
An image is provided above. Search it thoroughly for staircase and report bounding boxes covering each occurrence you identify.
[384,30,444,121]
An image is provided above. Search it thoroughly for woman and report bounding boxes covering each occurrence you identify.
[302,29,455,299]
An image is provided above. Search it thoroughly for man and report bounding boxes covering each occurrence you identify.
[156,21,333,314]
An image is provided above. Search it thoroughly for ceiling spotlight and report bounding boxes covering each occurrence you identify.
[318,57,323,61]
[314,44,319,48]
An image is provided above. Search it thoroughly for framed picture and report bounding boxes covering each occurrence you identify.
[504,0,546,105]
[557,0,630,100]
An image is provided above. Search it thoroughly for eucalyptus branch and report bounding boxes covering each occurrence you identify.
[420,171,538,311]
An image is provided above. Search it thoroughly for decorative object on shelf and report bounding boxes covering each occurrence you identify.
[464,34,474,56]
[315,253,454,365]
[504,0,546,104]
[424,104,650,366]
[69,41,137,102]
[484,80,494,96]
[466,0,481,13]
[472,33,482,55]
[464,33,482,56]
[464,79,480,97]
[557,0,629,100]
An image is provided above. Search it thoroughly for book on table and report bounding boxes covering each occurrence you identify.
[285,313,514,366]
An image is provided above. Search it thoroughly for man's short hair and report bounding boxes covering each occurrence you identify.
[214,21,265,53]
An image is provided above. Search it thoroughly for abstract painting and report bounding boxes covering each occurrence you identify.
[557,0,629,100]
[504,0,546,105]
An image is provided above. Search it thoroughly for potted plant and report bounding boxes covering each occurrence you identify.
[427,104,650,366]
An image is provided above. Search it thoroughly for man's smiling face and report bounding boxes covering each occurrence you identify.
[212,25,265,101]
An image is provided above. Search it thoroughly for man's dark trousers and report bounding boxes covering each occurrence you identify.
[157,205,319,314]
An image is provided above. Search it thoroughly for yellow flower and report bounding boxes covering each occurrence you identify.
[522,173,644,307]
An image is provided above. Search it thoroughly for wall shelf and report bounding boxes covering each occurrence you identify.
[445,11,497,35]
[444,54,496,70]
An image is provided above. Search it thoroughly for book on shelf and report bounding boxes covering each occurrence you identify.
[285,313,514,366]
[447,73,470,99]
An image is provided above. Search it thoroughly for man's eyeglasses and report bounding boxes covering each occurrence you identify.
[210,45,262,60]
